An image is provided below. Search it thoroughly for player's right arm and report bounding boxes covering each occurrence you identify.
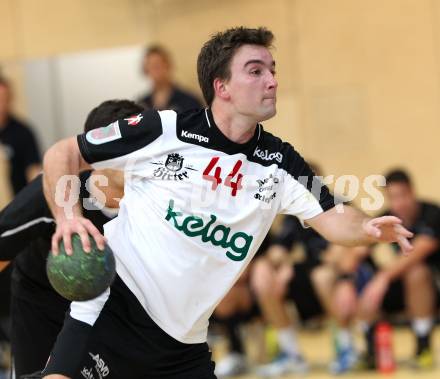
[43,136,103,255]
[44,109,164,255]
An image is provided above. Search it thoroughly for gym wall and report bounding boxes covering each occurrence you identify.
[1,0,439,203]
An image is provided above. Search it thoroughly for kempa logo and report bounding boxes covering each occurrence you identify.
[253,147,283,163]
[181,130,209,143]
[165,199,253,261]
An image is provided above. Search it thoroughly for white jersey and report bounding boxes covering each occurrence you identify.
[73,108,335,343]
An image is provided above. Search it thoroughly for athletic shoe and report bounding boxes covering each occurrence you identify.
[409,348,435,370]
[329,346,358,374]
[215,352,247,378]
[354,352,376,371]
[255,352,308,377]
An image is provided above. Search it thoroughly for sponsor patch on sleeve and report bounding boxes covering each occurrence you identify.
[85,121,122,145]
[124,114,143,126]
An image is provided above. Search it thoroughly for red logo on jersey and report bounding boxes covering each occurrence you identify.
[124,114,143,126]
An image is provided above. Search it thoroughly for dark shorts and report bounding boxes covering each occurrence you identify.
[287,262,324,321]
[379,276,440,314]
[363,260,440,314]
[43,276,216,379]
[10,296,66,378]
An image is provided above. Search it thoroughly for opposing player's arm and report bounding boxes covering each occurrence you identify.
[306,205,413,254]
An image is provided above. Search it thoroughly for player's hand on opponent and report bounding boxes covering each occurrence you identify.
[51,216,106,256]
[363,216,413,254]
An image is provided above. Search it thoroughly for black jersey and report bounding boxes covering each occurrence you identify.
[384,201,440,265]
[0,116,41,194]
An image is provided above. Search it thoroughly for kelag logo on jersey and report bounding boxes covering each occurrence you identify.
[150,153,197,181]
[165,199,253,261]
[253,146,283,163]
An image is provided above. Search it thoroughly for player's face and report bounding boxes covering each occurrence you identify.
[143,53,171,86]
[225,45,277,122]
[386,182,417,219]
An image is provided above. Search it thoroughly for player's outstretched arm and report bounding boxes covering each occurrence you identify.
[43,137,105,255]
[306,204,414,254]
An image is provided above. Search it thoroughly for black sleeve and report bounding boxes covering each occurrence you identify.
[272,215,302,250]
[77,109,163,164]
[42,315,93,376]
[280,142,336,213]
[0,175,54,260]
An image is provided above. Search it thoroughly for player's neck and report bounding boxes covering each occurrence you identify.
[210,102,257,144]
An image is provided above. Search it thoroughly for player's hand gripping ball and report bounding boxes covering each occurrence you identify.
[47,234,116,301]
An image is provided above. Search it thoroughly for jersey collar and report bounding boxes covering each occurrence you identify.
[204,108,261,155]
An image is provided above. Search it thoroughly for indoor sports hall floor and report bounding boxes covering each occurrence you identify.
[212,326,440,378]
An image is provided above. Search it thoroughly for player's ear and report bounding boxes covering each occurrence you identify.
[213,78,230,101]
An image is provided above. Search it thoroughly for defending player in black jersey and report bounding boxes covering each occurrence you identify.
[0,99,143,378]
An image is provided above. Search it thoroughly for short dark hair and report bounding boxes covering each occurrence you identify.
[84,100,144,132]
[197,27,274,105]
[385,168,412,186]
[144,44,171,64]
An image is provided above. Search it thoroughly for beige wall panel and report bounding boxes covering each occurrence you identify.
[2,0,439,201]
[0,0,18,59]
[294,0,440,201]
[16,0,149,57]
[149,0,295,98]
[265,93,304,149]
[0,61,28,117]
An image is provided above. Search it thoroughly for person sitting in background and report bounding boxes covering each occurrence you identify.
[250,164,365,376]
[139,45,203,112]
[0,76,41,195]
[211,234,271,378]
[358,169,440,369]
